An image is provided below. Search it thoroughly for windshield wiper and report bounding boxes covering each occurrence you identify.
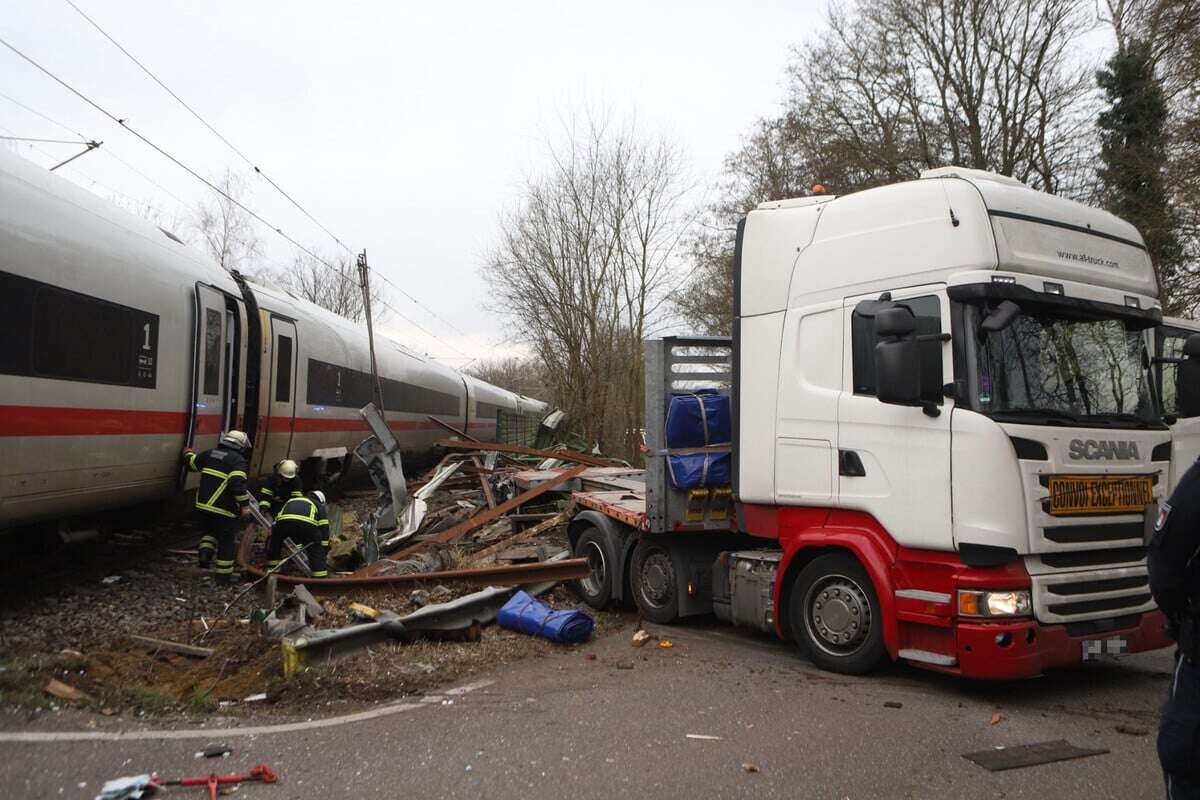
[988,408,1080,425]
[1078,412,1159,429]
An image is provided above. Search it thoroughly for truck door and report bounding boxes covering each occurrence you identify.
[837,287,953,549]
[258,315,299,467]
[1158,322,1200,491]
[186,283,232,453]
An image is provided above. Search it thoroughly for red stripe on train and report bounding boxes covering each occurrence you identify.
[0,405,221,436]
[0,405,497,437]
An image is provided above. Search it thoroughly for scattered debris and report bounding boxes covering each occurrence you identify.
[962,740,1109,771]
[741,762,760,774]
[129,635,214,659]
[989,711,1003,725]
[100,575,124,585]
[884,701,903,709]
[1114,724,1150,736]
[94,774,157,800]
[44,678,93,703]
[615,662,634,670]
[243,693,268,703]
[686,734,723,741]
[196,746,232,759]
[632,629,652,647]
[658,640,674,649]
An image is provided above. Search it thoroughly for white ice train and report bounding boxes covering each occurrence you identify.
[0,148,546,530]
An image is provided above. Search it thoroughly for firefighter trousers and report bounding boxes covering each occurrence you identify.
[266,522,328,577]
[195,512,240,577]
[1161,650,1200,799]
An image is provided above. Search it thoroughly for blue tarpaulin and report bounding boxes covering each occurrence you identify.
[665,389,731,490]
[497,590,594,644]
[665,389,731,448]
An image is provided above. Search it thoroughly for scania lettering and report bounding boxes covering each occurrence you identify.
[568,167,1199,679]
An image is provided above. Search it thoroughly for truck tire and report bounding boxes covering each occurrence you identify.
[631,539,679,624]
[572,526,615,609]
[789,552,886,675]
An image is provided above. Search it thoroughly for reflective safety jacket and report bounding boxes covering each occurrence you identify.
[184,445,250,518]
[275,495,330,539]
[259,471,303,516]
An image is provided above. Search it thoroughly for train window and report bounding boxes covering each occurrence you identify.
[203,308,221,395]
[275,335,293,403]
[1,271,159,388]
[306,357,461,415]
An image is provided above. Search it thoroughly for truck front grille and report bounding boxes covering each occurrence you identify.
[1042,522,1142,544]
[1040,546,1146,569]
[1030,564,1156,625]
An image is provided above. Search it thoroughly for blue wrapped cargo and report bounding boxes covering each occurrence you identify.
[664,390,731,490]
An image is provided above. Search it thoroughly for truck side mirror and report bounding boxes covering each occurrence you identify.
[875,306,921,405]
[1177,334,1200,418]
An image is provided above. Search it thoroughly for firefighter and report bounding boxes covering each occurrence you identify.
[267,490,330,578]
[259,459,302,517]
[181,430,252,583]
[1150,458,1200,799]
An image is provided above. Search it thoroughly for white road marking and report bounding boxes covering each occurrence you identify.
[0,679,494,743]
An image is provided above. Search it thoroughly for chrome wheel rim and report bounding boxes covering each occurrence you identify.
[803,573,872,657]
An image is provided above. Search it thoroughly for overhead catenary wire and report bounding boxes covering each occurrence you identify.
[0,35,472,359]
[59,0,471,341]
[0,89,198,212]
[0,134,95,145]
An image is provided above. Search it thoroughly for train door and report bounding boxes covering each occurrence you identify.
[186,284,233,455]
[258,315,298,465]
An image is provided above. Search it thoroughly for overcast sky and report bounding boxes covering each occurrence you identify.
[1,0,830,364]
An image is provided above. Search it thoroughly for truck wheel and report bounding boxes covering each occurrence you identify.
[631,540,678,624]
[789,553,886,675]
[572,526,614,609]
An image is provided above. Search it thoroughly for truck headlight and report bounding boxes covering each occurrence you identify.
[957,589,1032,618]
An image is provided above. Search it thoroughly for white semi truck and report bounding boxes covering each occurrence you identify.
[567,167,1198,679]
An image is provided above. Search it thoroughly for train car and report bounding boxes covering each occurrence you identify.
[0,148,546,530]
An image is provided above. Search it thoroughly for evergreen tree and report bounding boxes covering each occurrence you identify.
[1097,40,1185,313]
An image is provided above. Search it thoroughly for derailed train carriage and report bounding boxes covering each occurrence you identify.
[0,148,546,530]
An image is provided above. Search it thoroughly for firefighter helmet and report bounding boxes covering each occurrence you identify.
[220,430,251,451]
[312,490,326,504]
[277,459,299,480]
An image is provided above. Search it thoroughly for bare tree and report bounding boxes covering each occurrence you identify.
[279,250,382,323]
[484,114,691,459]
[1102,0,1200,312]
[466,356,552,401]
[191,168,263,276]
[678,0,1099,334]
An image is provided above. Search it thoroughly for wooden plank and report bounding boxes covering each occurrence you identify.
[472,456,497,509]
[388,467,586,560]
[471,511,568,562]
[434,439,616,468]
[129,634,214,659]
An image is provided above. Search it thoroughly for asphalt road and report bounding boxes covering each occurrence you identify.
[0,620,1172,799]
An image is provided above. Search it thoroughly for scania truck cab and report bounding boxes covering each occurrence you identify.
[568,166,1193,679]
[1157,316,1200,491]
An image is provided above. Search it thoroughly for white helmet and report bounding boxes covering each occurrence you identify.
[312,490,326,504]
[277,459,299,480]
[220,430,251,450]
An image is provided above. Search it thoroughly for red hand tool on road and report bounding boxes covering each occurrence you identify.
[161,764,278,799]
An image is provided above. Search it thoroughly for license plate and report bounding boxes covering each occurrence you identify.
[1047,475,1153,516]
[1082,636,1129,661]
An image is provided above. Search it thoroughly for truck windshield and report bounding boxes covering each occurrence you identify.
[971,306,1162,428]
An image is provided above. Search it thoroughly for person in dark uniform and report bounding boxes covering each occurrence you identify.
[259,459,302,518]
[182,430,252,583]
[267,490,330,578]
[1150,459,1200,799]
